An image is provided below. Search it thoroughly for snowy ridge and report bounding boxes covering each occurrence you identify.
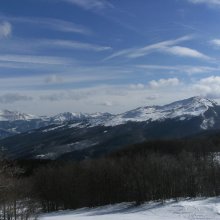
[60,96,217,128]
[51,112,89,123]
[0,110,38,121]
[0,97,217,129]
[104,96,217,127]
[52,112,113,124]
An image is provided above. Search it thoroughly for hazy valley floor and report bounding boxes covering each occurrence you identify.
[39,197,220,220]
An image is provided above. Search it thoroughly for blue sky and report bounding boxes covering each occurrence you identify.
[1,0,220,115]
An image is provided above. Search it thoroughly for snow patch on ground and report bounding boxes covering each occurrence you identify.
[39,197,220,220]
[200,117,215,130]
[42,125,66,133]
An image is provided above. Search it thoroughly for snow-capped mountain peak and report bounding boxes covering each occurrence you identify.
[1,96,220,160]
[0,110,38,121]
[51,112,114,124]
[104,96,217,126]
[51,112,89,123]
[163,96,217,110]
[0,96,218,129]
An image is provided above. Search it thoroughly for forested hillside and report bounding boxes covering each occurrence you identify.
[1,133,220,218]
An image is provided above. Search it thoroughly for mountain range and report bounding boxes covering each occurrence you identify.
[0,96,220,160]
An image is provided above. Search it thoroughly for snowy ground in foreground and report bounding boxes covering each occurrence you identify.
[39,197,220,220]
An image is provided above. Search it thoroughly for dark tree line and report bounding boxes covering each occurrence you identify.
[32,151,220,211]
[0,160,38,220]
[1,137,220,217]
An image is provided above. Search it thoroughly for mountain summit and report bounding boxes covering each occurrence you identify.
[0,109,38,121]
[0,96,220,160]
[103,96,218,126]
[47,96,219,127]
[0,96,216,123]
[0,96,218,136]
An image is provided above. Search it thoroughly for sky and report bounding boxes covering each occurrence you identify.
[1,0,220,115]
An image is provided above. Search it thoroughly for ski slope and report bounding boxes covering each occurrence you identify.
[39,197,220,220]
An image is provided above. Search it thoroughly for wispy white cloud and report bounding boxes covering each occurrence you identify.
[210,39,220,46]
[0,61,73,71]
[0,37,112,55]
[1,15,91,35]
[21,83,189,115]
[137,64,218,74]
[60,0,113,11]
[162,46,210,60]
[145,95,160,100]
[45,75,64,84]
[2,80,212,115]
[105,35,192,60]
[129,83,145,89]
[188,0,220,6]
[39,90,94,102]
[98,101,113,106]
[0,93,33,104]
[0,68,125,91]
[0,54,73,65]
[105,35,209,61]
[193,76,220,98]
[0,21,12,38]
[39,39,112,51]
[149,78,180,89]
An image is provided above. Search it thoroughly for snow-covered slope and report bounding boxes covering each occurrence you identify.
[51,112,89,123]
[39,197,220,220]
[0,111,50,139]
[48,96,218,129]
[104,96,217,126]
[0,96,218,141]
[51,112,113,124]
[0,110,38,121]
[1,96,220,160]
[0,96,216,125]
